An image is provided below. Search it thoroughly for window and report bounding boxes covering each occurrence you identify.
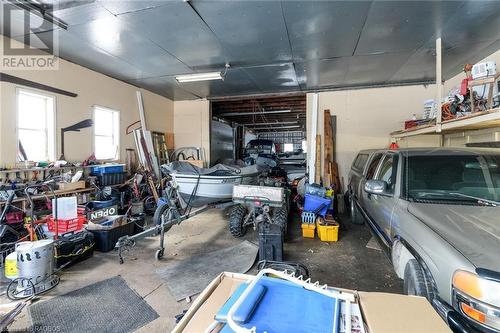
[17,89,55,162]
[365,153,383,180]
[284,143,294,152]
[302,140,307,153]
[376,154,398,193]
[93,106,120,160]
[353,153,369,171]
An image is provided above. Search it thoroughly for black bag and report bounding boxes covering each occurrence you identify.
[54,230,95,268]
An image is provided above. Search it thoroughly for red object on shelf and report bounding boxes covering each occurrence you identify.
[404,120,418,129]
[47,216,86,233]
[5,211,24,224]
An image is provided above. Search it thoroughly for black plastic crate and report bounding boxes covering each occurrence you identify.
[89,221,135,252]
[258,223,284,262]
[95,172,126,186]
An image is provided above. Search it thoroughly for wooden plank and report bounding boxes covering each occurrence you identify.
[315,135,321,184]
[323,110,333,187]
[0,73,77,97]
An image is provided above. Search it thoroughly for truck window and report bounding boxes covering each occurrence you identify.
[376,154,399,193]
[353,153,369,171]
[366,153,383,180]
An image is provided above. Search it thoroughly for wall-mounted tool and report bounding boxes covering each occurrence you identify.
[59,119,93,160]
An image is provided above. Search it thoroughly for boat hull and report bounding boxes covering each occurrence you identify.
[173,173,259,207]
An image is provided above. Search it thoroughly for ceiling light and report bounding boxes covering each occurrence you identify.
[243,121,298,126]
[176,64,230,83]
[252,125,301,130]
[222,109,291,116]
[176,71,223,83]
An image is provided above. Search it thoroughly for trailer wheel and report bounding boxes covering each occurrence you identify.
[153,203,173,233]
[229,204,247,237]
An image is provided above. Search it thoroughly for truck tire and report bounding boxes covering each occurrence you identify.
[403,259,433,301]
[229,204,247,237]
[350,196,364,225]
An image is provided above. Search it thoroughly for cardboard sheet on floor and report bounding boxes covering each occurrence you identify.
[156,241,258,301]
[173,272,452,333]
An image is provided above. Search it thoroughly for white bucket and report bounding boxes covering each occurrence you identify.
[16,240,54,287]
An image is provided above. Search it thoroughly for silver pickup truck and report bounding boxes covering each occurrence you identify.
[348,147,500,333]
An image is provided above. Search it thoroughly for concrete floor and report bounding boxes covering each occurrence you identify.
[4,208,403,332]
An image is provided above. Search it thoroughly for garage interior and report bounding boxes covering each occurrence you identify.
[0,1,500,332]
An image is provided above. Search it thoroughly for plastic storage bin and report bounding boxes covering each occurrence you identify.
[90,164,125,175]
[89,220,135,252]
[316,218,339,242]
[304,194,331,217]
[47,216,86,233]
[301,223,316,238]
[97,172,126,186]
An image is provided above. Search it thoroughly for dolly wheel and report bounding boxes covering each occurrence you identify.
[155,249,164,261]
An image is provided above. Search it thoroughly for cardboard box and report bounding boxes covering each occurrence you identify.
[186,160,204,168]
[173,272,452,333]
[56,180,86,191]
[166,133,175,149]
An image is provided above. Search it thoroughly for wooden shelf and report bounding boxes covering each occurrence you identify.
[391,107,500,138]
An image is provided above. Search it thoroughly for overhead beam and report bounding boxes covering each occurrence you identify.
[0,73,77,97]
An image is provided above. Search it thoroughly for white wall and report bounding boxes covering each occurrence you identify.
[173,99,211,165]
[307,84,436,187]
[0,36,173,168]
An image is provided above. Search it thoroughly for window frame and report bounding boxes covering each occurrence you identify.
[375,153,399,195]
[15,87,56,162]
[365,152,383,180]
[92,105,120,161]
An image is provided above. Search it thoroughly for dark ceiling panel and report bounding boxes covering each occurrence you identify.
[176,68,260,98]
[442,40,500,80]
[68,16,192,77]
[345,51,414,85]
[390,48,436,83]
[127,76,199,100]
[33,29,147,81]
[440,1,500,45]
[283,1,372,60]
[355,1,461,55]
[295,58,349,90]
[1,2,57,37]
[121,3,227,68]
[242,63,300,93]
[98,0,168,16]
[191,1,292,66]
[51,1,114,26]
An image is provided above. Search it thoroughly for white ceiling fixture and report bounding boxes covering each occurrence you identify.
[176,64,230,83]
[243,121,298,126]
[223,109,291,116]
[252,125,301,131]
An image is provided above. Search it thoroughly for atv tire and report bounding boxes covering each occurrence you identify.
[229,204,247,237]
[273,207,289,241]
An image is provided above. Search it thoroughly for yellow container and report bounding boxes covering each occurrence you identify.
[4,252,17,279]
[317,220,339,242]
[301,223,316,238]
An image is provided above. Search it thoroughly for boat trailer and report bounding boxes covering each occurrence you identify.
[115,178,233,264]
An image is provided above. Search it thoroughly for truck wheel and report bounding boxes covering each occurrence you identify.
[273,207,289,241]
[229,204,247,237]
[350,196,364,225]
[403,259,433,301]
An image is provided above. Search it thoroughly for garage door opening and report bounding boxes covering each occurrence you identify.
[210,94,306,181]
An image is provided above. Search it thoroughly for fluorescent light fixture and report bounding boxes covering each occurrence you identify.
[223,109,291,116]
[252,125,301,130]
[176,64,230,83]
[175,71,223,83]
[243,121,298,126]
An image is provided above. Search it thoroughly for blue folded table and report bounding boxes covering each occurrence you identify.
[215,276,340,333]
